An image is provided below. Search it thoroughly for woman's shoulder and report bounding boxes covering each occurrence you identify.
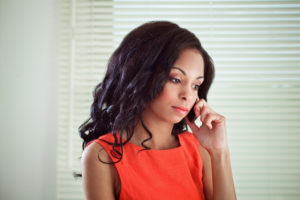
[81,138,120,199]
[86,132,114,148]
[82,140,111,166]
[81,135,120,180]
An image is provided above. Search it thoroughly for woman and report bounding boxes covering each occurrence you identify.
[79,21,236,200]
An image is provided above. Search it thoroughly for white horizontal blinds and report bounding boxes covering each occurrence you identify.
[70,0,113,176]
[57,0,113,200]
[203,2,300,200]
[57,0,300,199]
[56,1,76,200]
[111,1,300,198]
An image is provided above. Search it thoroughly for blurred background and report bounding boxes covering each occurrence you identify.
[0,0,57,200]
[1,0,300,200]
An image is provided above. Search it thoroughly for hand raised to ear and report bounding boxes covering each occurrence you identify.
[185,98,228,151]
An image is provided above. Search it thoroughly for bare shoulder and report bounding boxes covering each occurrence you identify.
[82,141,113,165]
[81,141,120,200]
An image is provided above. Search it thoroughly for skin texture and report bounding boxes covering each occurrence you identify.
[81,48,236,200]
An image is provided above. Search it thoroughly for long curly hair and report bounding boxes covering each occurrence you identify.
[79,21,215,163]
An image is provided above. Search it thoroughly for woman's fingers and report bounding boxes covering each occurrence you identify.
[195,99,225,130]
[195,99,215,124]
[203,112,225,129]
[200,105,211,122]
[203,113,214,129]
[188,98,222,130]
[194,99,204,117]
[185,117,199,133]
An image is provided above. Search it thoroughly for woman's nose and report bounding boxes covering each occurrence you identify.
[180,85,194,101]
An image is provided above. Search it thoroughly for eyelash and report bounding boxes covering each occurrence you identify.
[169,77,201,90]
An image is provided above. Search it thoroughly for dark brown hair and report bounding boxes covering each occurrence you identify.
[79,21,215,163]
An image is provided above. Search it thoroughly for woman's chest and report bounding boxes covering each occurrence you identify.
[115,152,205,200]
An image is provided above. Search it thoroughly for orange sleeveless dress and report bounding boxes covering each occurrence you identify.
[88,131,205,200]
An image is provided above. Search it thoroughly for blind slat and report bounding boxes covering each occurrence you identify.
[57,0,300,199]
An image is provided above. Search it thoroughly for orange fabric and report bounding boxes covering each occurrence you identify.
[89,131,205,200]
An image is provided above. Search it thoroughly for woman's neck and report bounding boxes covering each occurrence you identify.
[127,111,179,150]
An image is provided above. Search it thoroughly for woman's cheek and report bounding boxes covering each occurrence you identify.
[158,85,174,102]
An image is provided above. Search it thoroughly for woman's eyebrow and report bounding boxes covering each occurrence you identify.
[171,66,204,79]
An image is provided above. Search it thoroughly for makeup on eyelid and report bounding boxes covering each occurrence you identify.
[169,74,202,86]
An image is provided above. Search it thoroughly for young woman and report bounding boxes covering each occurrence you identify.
[79,21,236,200]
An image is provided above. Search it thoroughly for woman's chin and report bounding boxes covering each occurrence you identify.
[169,116,185,124]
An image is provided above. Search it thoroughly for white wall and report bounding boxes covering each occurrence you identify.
[0,0,58,199]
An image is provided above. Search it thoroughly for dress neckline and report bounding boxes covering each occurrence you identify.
[117,131,185,152]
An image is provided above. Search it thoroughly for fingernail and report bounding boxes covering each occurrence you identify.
[195,109,198,116]
[197,107,200,116]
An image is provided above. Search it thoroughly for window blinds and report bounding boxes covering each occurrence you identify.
[57,0,300,199]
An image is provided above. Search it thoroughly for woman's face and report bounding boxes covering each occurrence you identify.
[144,48,205,124]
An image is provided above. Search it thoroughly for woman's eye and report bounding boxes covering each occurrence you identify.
[193,84,201,90]
[169,77,181,83]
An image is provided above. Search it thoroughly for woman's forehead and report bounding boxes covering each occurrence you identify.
[172,49,204,74]
[171,66,204,80]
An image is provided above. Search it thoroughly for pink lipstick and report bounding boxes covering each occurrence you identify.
[172,106,188,115]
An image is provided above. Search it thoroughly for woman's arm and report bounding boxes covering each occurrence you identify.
[200,143,236,200]
[81,142,117,200]
[186,98,236,200]
[209,147,235,200]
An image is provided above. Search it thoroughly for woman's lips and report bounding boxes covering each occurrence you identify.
[172,106,188,115]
